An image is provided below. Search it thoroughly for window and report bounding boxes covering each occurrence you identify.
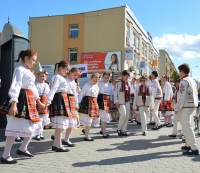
[136,57,140,69]
[69,48,78,62]
[69,25,78,37]
[126,25,130,37]
[142,42,144,55]
[144,45,147,57]
[133,32,136,46]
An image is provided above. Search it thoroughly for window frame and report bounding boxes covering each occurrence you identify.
[69,48,78,62]
[69,25,79,38]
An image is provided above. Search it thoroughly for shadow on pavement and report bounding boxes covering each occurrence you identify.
[72,150,182,167]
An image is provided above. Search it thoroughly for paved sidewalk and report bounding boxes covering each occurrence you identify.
[0,121,200,173]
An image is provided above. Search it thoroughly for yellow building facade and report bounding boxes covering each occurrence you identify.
[28,5,159,77]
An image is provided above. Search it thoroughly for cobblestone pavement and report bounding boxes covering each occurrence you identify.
[0,120,200,173]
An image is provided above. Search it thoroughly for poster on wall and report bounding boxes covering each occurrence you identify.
[81,51,121,73]
[125,47,134,60]
[70,64,87,78]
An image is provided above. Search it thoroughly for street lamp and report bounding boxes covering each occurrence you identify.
[191,66,198,78]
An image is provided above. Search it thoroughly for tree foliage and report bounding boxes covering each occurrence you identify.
[170,71,179,85]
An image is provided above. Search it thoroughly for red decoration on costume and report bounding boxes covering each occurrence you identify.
[30,70,34,73]
[179,83,185,94]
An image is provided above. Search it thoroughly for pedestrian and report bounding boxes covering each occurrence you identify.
[34,62,50,140]
[62,67,79,147]
[97,72,113,138]
[162,75,174,127]
[133,76,154,136]
[0,50,45,164]
[48,61,76,152]
[114,70,130,136]
[78,73,100,141]
[151,71,163,130]
[174,63,199,155]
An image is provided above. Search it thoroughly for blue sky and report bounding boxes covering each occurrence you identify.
[1,0,200,78]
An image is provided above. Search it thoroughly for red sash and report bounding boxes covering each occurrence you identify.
[68,95,77,118]
[62,93,77,118]
[26,90,40,123]
[88,97,99,118]
[103,95,111,114]
[38,95,49,115]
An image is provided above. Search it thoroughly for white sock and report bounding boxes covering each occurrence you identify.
[19,137,32,152]
[2,136,15,160]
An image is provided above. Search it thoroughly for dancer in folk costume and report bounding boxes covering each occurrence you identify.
[133,76,154,136]
[169,79,181,137]
[75,77,81,128]
[48,61,76,152]
[97,72,113,138]
[34,62,50,140]
[135,78,142,125]
[162,75,174,127]
[78,73,100,141]
[114,70,131,136]
[174,64,199,155]
[0,50,45,164]
[147,75,155,125]
[61,67,79,147]
[129,78,136,123]
[151,71,163,130]
[110,79,119,122]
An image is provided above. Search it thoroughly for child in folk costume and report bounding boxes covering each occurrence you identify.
[129,78,136,123]
[0,50,45,164]
[133,76,154,136]
[61,67,79,147]
[34,62,50,140]
[114,70,131,136]
[75,77,81,128]
[174,64,199,155]
[151,71,163,130]
[78,73,100,141]
[147,75,155,125]
[97,72,113,138]
[48,61,76,152]
[110,79,119,122]
[169,79,181,138]
[135,78,142,125]
[162,75,174,127]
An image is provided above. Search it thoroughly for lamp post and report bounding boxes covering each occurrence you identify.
[191,66,198,78]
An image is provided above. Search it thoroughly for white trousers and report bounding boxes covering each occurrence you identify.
[139,106,150,133]
[118,102,130,132]
[151,100,161,126]
[172,112,181,135]
[179,108,198,150]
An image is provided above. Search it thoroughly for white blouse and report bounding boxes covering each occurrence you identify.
[78,82,99,104]
[163,81,173,101]
[130,84,136,94]
[98,81,113,99]
[47,74,70,104]
[66,77,79,107]
[9,65,39,103]
[35,82,50,96]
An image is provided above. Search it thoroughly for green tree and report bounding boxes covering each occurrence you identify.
[170,71,179,85]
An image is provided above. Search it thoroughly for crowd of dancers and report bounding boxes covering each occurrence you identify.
[0,49,199,164]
